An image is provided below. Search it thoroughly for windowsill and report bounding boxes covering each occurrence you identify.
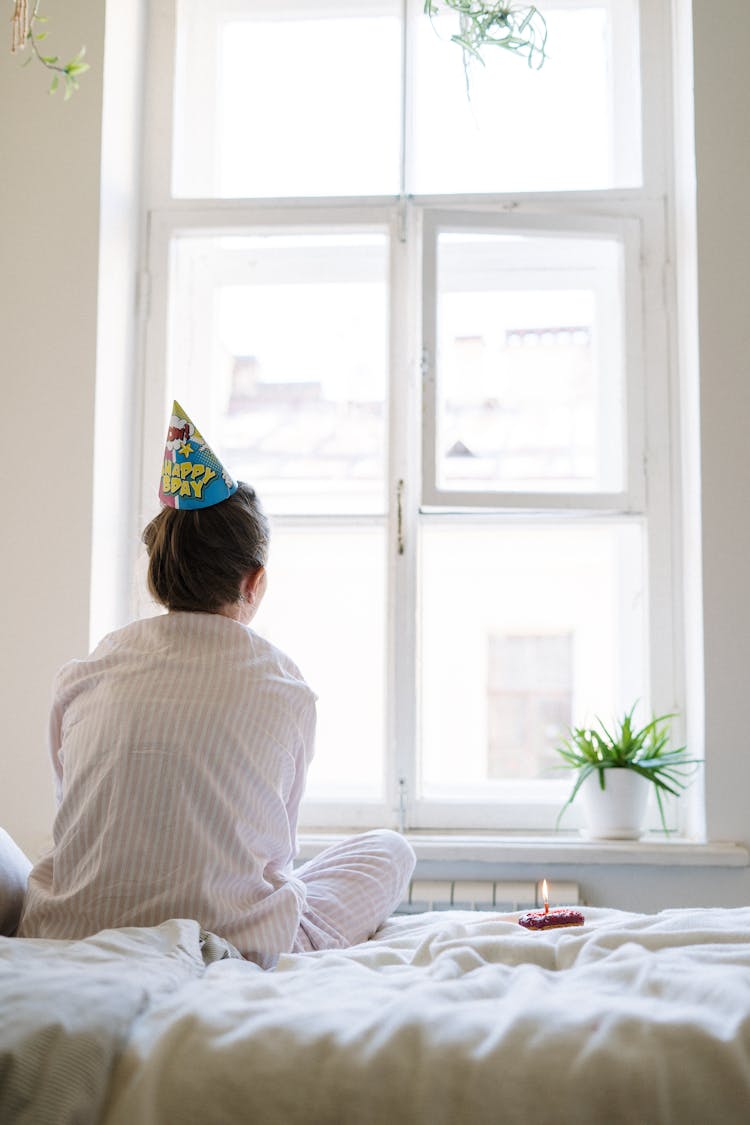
[297,832,749,868]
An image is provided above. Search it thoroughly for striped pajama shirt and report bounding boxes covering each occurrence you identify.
[18,612,415,966]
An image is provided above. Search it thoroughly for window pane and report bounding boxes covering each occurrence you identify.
[434,231,626,494]
[419,519,646,796]
[168,232,389,515]
[174,0,402,198]
[487,633,573,780]
[411,0,641,193]
[257,524,386,800]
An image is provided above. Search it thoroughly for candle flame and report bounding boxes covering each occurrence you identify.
[542,879,549,913]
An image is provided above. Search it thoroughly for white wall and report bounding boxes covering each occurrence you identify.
[0,0,105,857]
[0,0,748,908]
[0,0,144,858]
[691,0,750,847]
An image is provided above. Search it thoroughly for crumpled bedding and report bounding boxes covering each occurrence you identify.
[0,919,208,1125]
[4,907,750,1125]
[104,906,750,1125]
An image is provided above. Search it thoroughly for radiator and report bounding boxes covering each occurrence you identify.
[396,879,582,914]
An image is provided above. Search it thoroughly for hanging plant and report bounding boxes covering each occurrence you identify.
[10,0,89,98]
[424,1,547,81]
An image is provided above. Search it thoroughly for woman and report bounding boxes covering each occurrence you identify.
[19,403,415,966]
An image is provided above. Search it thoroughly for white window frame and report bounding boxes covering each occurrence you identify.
[136,0,687,835]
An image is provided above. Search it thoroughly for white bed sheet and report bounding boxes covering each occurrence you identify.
[0,919,207,1125]
[100,906,750,1125]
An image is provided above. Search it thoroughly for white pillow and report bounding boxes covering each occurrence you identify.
[0,829,32,936]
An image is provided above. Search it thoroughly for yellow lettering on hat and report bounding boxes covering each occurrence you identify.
[191,467,216,498]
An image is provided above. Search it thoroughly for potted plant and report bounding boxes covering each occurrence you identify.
[554,705,700,840]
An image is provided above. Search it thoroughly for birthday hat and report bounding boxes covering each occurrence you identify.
[159,400,238,510]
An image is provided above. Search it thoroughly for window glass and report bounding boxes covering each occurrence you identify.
[434,231,626,494]
[257,524,386,800]
[174,0,402,197]
[168,232,389,514]
[410,1,642,193]
[419,519,646,796]
[487,633,573,780]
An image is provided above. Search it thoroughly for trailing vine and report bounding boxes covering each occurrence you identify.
[10,0,88,98]
[10,2,543,100]
[424,1,547,83]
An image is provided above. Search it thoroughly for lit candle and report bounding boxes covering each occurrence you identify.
[518,880,585,930]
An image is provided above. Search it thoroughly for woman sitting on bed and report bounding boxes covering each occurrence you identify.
[18,402,415,966]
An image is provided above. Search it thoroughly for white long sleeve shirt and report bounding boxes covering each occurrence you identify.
[19,612,317,965]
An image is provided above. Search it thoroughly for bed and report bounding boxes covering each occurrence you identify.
[3,903,750,1125]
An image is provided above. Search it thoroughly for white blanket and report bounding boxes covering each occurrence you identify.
[101,907,750,1125]
[0,919,207,1125]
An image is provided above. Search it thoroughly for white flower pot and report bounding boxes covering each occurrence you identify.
[579,769,651,840]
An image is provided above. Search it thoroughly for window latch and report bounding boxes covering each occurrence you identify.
[397,776,408,833]
[397,479,405,556]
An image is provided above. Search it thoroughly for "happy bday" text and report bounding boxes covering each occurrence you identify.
[162,459,217,499]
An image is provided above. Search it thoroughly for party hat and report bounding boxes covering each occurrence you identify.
[159,400,238,509]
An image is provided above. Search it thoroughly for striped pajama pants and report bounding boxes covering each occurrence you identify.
[292,829,416,954]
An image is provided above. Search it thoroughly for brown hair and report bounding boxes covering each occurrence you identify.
[142,482,270,612]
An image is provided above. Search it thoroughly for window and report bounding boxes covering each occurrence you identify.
[139,0,681,832]
[486,633,573,781]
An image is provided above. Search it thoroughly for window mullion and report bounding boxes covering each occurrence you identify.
[420,213,439,511]
[639,203,680,724]
[143,2,178,207]
[638,0,671,196]
[398,0,408,199]
[388,203,421,828]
